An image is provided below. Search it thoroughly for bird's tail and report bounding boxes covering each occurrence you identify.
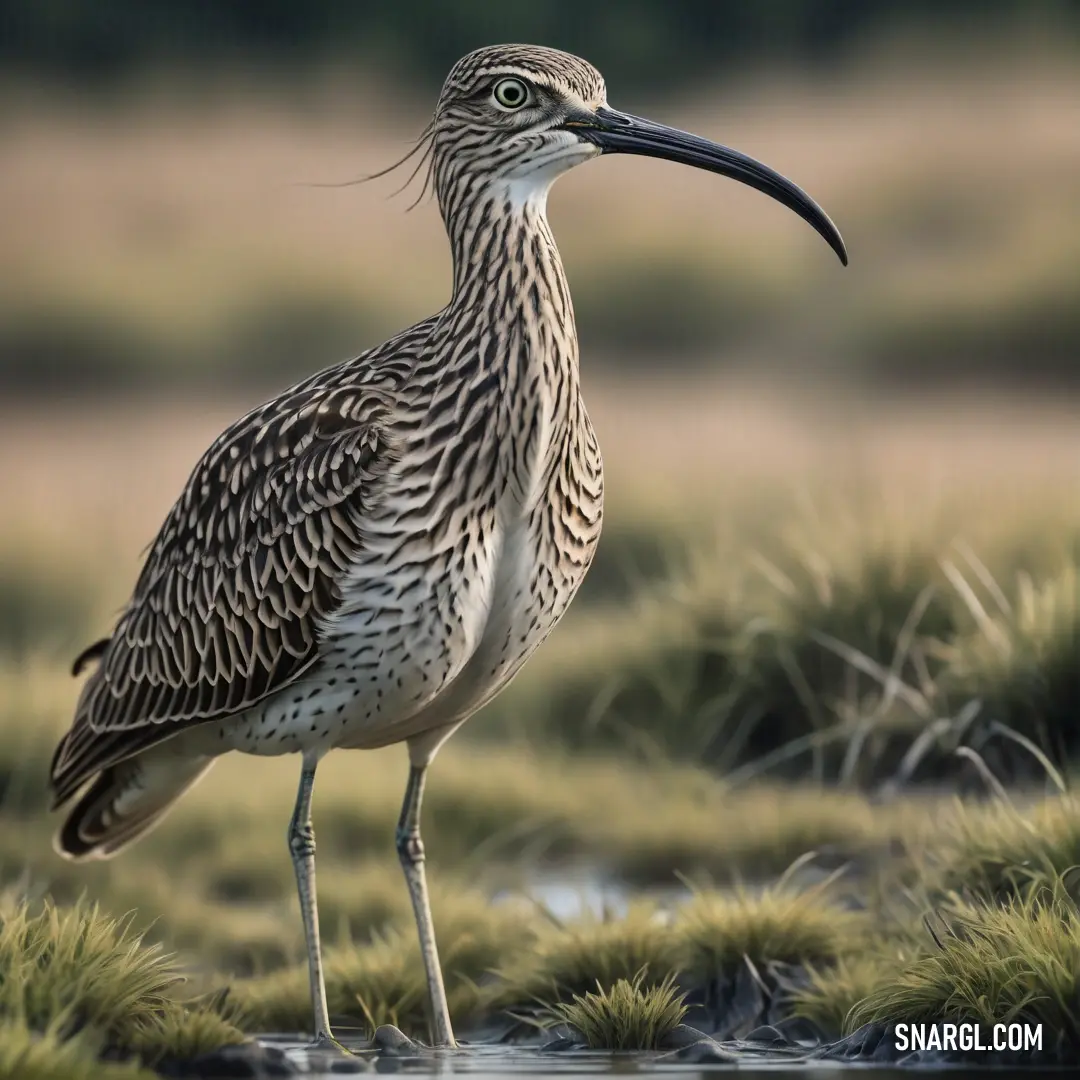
[54,751,214,860]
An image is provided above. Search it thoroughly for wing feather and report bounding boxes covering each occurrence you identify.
[49,381,397,806]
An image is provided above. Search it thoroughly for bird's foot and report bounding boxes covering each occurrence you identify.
[310,1032,353,1055]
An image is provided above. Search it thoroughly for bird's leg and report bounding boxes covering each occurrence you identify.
[288,756,337,1048]
[396,763,456,1048]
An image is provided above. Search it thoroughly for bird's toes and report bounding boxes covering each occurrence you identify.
[310,1033,353,1055]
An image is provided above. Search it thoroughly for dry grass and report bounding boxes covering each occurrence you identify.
[791,795,1080,1043]
[2,59,1080,385]
[794,951,912,1038]
[0,646,937,978]
[234,890,533,1040]
[0,385,1076,985]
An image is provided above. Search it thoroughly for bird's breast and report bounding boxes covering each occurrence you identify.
[302,388,599,745]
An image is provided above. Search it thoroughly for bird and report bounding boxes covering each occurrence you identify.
[48,44,846,1051]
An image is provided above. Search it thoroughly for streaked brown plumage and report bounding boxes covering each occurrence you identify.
[48,44,845,1050]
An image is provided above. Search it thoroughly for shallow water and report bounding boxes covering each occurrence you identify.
[506,869,688,922]
[260,1036,1050,1078]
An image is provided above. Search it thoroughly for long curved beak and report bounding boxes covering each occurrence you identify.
[565,106,848,266]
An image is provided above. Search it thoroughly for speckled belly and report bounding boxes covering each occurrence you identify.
[201,506,559,758]
[202,387,603,760]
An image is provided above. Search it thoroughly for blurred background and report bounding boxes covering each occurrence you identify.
[1,0,1079,1009]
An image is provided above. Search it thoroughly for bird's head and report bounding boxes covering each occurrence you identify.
[429,44,847,265]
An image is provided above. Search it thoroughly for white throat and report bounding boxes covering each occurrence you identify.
[493,174,553,214]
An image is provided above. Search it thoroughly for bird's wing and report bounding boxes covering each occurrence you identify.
[50,380,398,806]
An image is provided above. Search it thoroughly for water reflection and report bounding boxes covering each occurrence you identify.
[500,870,689,922]
[262,1036,1037,1078]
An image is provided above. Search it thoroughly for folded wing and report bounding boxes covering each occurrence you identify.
[50,382,397,806]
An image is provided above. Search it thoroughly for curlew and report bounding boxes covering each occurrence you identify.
[49,44,846,1050]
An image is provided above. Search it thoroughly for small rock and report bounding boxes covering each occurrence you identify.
[657,1024,714,1051]
[372,1025,419,1056]
[540,1023,584,1052]
[662,1035,741,1064]
[540,1036,583,1051]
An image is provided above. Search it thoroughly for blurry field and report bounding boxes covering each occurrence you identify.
[4,379,1078,777]
[1,50,1080,1071]
[3,55,1080,390]
[2,378,1078,1062]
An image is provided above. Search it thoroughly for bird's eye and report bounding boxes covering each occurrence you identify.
[492,77,531,111]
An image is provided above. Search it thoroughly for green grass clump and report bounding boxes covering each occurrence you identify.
[236,888,536,1039]
[848,880,1080,1043]
[0,897,248,1068]
[796,798,1080,1038]
[916,794,1080,902]
[0,899,179,1046]
[793,951,909,1038]
[493,904,678,1012]
[546,970,688,1051]
[676,880,865,983]
[127,999,247,1066]
[235,929,450,1039]
[0,1021,154,1080]
[485,530,960,782]
[940,565,1080,772]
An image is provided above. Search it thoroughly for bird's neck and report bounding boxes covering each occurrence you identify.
[433,184,588,505]
[444,185,578,381]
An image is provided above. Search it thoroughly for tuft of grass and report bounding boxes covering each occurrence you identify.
[0,897,249,1070]
[793,951,910,1038]
[235,930,437,1040]
[545,970,688,1051]
[127,1000,247,1066]
[676,879,866,983]
[797,797,1080,1039]
[236,887,536,1039]
[0,899,180,1046]
[915,794,1080,903]
[0,1021,154,1080]
[483,529,964,782]
[848,879,1080,1043]
[492,904,678,1012]
[940,564,1080,775]
[346,939,429,1039]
